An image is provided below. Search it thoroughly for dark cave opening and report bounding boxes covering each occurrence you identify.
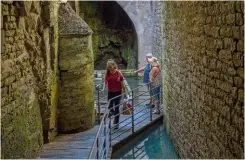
[79,1,138,70]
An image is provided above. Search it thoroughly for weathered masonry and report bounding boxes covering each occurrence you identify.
[58,3,94,133]
[1,1,59,158]
[1,1,94,158]
[161,1,244,159]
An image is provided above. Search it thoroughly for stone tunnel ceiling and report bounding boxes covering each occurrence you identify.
[79,1,138,70]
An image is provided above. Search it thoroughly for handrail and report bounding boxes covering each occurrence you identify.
[90,78,162,159]
[88,109,108,158]
[89,89,126,158]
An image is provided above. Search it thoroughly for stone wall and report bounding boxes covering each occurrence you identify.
[58,3,95,133]
[1,1,59,158]
[162,1,244,158]
[151,1,164,60]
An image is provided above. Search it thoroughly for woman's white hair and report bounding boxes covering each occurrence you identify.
[148,57,158,63]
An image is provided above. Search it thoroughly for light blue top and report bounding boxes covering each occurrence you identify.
[143,63,151,83]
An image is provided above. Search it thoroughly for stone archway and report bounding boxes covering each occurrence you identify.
[116,1,155,69]
[79,1,138,70]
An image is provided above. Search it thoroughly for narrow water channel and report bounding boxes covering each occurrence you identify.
[94,76,178,159]
[112,122,179,159]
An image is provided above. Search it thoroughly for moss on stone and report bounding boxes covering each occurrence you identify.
[92,35,99,57]
[58,35,95,133]
[50,74,58,136]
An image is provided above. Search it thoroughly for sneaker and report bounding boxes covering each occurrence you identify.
[153,110,160,114]
[145,104,155,108]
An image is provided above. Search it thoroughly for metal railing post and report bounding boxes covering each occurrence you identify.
[150,83,153,122]
[131,90,134,134]
[103,116,106,158]
[109,118,112,147]
[97,86,101,124]
[96,138,99,159]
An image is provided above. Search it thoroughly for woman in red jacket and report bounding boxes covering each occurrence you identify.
[104,59,126,129]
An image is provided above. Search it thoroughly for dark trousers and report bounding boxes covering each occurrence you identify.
[108,91,122,125]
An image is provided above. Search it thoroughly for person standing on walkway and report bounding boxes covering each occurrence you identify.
[134,53,154,107]
[104,59,127,129]
[148,57,161,114]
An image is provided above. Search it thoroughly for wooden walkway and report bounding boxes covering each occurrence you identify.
[38,104,162,159]
[38,126,99,159]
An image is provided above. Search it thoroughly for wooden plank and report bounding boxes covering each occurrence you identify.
[39,105,162,159]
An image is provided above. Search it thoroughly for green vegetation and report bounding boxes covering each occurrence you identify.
[122,47,133,69]
[80,1,105,59]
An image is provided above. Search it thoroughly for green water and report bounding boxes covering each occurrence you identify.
[112,123,179,159]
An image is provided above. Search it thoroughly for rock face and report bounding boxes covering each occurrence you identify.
[161,1,244,159]
[94,29,137,70]
[58,3,95,133]
[1,1,59,158]
[80,1,137,70]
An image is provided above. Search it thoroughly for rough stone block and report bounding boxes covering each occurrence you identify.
[4,75,16,86]
[238,89,244,102]
[237,40,244,52]
[223,38,236,51]
[3,22,8,30]
[216,79,233,93]
[234,101,242,116]
[226,14,235,25]
[231,114,244,132]
[206,16,212,24]
[25,13,39,30]
[2,5,9,16]
[232,26,240,39]
[218,50,232,63]
[235,13,244,26]
[220,26,232,38]
[204,25,211,35]
[240,25,244,40]
[232,52,243,67]
[10,16,16,22]
[9,5,16,16]
[5,30,15,37]
[226,123,239,142]
[209,58,217,70]
[234,76,243,88]
[227,67,237,77]
[8,37,13,44]
[230,140,244,158]
[30,2,41,15]
[23,1,33,16]
[211,26,220,38]
[11,46,16,52]
[235,1,242,12]
[215,39,223,50]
